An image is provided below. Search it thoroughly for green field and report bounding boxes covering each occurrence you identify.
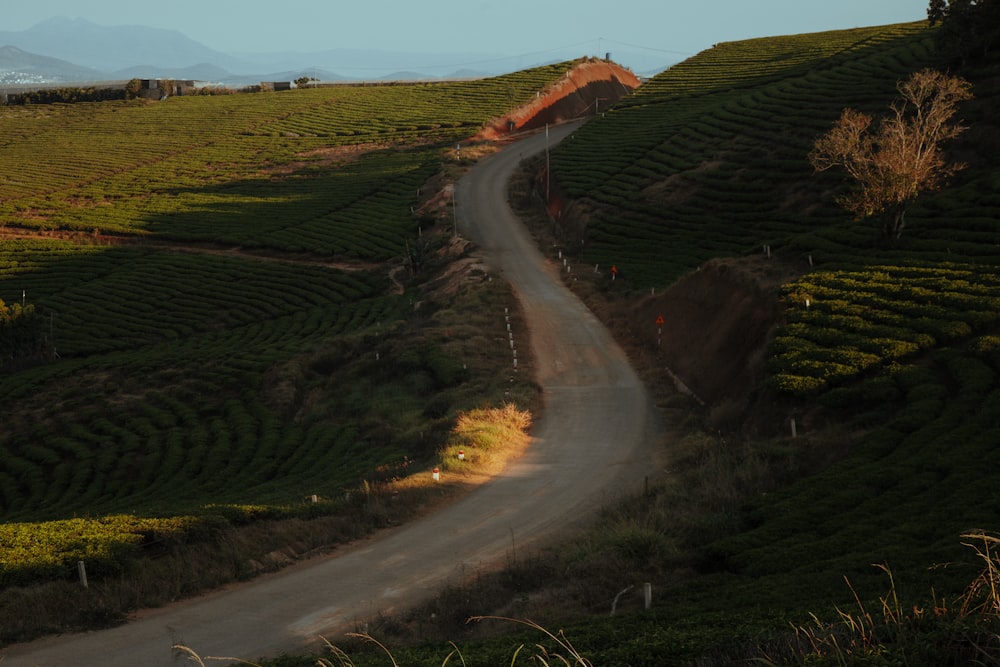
[0,64,578,595]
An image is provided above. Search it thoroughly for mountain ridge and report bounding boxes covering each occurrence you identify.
[0,18,505,84]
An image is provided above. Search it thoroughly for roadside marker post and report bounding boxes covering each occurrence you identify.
[458,450,465,461]
[432,467,440,482]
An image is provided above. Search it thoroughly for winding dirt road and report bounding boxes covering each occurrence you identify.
[2,122,660,667]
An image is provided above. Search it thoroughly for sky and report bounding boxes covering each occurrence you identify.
[5,0,930,75]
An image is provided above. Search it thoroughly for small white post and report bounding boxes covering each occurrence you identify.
[790,418,797,438]
[644,583,652,610]
[78,560,88,589]
[432,467,440,482]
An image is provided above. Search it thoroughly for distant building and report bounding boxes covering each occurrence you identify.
[138,79,196,98]
[260,81,292,92]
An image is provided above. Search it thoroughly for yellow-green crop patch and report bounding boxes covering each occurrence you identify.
[771,263,1000,395]
[0,514,195,586]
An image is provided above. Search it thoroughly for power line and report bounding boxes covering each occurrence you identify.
[325,39,601,74]
[602,38,696,57]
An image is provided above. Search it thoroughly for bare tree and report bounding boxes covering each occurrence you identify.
[809,69,973,240]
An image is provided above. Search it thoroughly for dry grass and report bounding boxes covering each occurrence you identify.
[441,404,533,475]
[175,616,595,666]
[753,534,1000,665]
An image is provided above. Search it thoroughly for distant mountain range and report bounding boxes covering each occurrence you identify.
[0,17,506,86]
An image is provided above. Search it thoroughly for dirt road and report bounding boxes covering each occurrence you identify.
[2,122,660,667]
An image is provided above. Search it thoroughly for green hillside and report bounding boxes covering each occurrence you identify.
[0,64,581,614]
[281,20,1000,666]
[507,19,999,665]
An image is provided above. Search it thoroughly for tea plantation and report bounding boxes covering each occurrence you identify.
[0,63,578,593]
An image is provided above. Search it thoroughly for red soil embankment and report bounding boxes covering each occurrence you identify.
[475,58,641,141]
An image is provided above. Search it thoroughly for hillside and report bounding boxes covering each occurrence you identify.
[261,20,1000,666]
[2,18,1000,663]
[0,59,643,647]
[497,18,1000,664]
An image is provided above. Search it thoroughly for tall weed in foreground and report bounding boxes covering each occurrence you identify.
[758,532,1000,665]
[175,616,593,666]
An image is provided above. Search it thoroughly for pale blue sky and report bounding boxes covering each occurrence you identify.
[5,1,929,73]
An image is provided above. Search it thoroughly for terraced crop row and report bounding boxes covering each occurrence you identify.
[548,21,1000,416]
[0,62,578,259]
[771,264,1000,395]
[0,245,403,521]
[550,22,957,285]
[707,336,1000,599]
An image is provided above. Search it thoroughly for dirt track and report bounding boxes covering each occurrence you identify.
[1,121,661,667]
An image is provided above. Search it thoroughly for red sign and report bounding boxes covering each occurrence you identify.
[655,314,665,326]
[610,265,618,274]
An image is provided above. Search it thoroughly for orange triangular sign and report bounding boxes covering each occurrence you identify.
[655,314,665,326]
